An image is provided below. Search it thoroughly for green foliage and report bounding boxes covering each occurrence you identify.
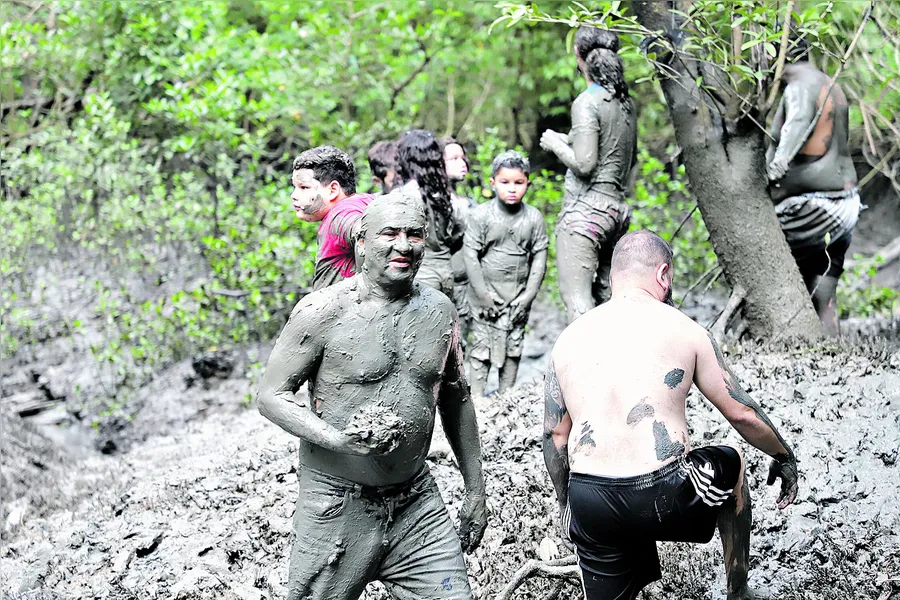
[838,259,900,319]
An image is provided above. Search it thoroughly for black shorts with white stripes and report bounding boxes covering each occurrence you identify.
[567,446,742,600]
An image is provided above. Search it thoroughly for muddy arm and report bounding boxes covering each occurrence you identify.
[438,323,487,550]
[768,84,815,180]
[544,97,599,178]
[766,99,785,165]
[522,249,548,304]
[694,331,799,506]
[542,357,572,513]
[257,299,356,453]
[463,231,494,314]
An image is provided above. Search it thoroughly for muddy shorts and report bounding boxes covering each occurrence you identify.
[288,465,472,600]
[776,187,860,280]
[469,316,524,366]
[567,446,741,600]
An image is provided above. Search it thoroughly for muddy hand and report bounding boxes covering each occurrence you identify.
[766,457,799,509]
[508,294,532,324]
[457,492,488,553]
[341,428,401,456]
[539,129,564,153]
[767,157,789,182]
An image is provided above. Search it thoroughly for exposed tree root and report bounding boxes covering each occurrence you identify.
[494,555,580,600]
[710,284,747,344]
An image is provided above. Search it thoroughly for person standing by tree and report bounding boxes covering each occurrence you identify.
[258,193,487,600]
[441,136,476,343]
[540,26,637,324]
[543,231,799,600]
[395,129,465,300]
[291,146,374,290]
[766,38,861,335]
[464,151,548,397]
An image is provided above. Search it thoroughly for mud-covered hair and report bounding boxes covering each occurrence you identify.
[367,141,398,181]
[574,26,630,105]
[491,150,530,177]
[610,230,673,276]
[397,130,453,244]
[292,146,357,195]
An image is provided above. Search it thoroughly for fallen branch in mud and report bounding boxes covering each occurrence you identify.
[709,284,746,343]
[494,555,580,600]
[845,235,900,271]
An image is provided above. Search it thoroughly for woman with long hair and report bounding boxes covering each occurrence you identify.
[395,129,464,299]
[540,26,638,323]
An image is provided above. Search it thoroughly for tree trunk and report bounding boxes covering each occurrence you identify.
[633,0,823,340]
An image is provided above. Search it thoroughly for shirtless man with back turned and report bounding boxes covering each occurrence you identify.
[258,193,487,600]
[543,231,800,600]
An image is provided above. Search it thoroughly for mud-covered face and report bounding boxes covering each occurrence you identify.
[359,202,426,287]
[443,144,468,182]
[291,169,339,222]
[491,167,528,205]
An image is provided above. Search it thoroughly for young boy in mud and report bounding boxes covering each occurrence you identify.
[543,231,800,600]
[257,193,487,600]
[367,140,399,195]
[464,151,548,397]
[441,136,475,344]
[766,36,860,335]
[291,146,373,290]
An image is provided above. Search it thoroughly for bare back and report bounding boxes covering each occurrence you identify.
[553,297,704,477]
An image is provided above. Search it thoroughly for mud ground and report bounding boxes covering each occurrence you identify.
[3,307,900,599]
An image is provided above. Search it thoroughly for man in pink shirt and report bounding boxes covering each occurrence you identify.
[291,146,374,290]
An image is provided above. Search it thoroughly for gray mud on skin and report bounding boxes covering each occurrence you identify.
[652,420,685,461]
[626,399,655,425]
[663,368,685,389]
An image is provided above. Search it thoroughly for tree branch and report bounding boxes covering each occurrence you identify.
[389,39,431,112]
[494,556,579,600]
[765,0,796,111]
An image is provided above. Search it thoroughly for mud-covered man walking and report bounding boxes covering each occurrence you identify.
[543,231,800,600]
[258,193,487,600]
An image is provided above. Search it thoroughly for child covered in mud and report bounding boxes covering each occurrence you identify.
[464,151,548,396]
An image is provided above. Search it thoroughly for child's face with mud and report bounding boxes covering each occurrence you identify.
[358,201,426,286]
[490,167,529,205]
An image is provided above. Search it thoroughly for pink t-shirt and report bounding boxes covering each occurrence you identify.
[312,193,373,290]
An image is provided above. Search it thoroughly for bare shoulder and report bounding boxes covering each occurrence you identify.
[412,282,457,321]
[290,279,351,324]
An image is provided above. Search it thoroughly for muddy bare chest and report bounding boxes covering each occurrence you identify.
[317,304,453,386]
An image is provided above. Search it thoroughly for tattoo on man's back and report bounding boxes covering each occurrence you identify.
[575,422,596,452]
[707,332,794,460]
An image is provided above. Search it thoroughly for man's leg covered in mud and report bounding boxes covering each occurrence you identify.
[287,468,382,600]
[556,227,600,323]
[498,357,519,393]
[497,323,525,393]
[469,359,489,398]
[591,240,615,306]
[716,454,753,600]
[379,470,473,599]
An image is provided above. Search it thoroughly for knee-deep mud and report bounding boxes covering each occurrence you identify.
[2,317,899,599]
